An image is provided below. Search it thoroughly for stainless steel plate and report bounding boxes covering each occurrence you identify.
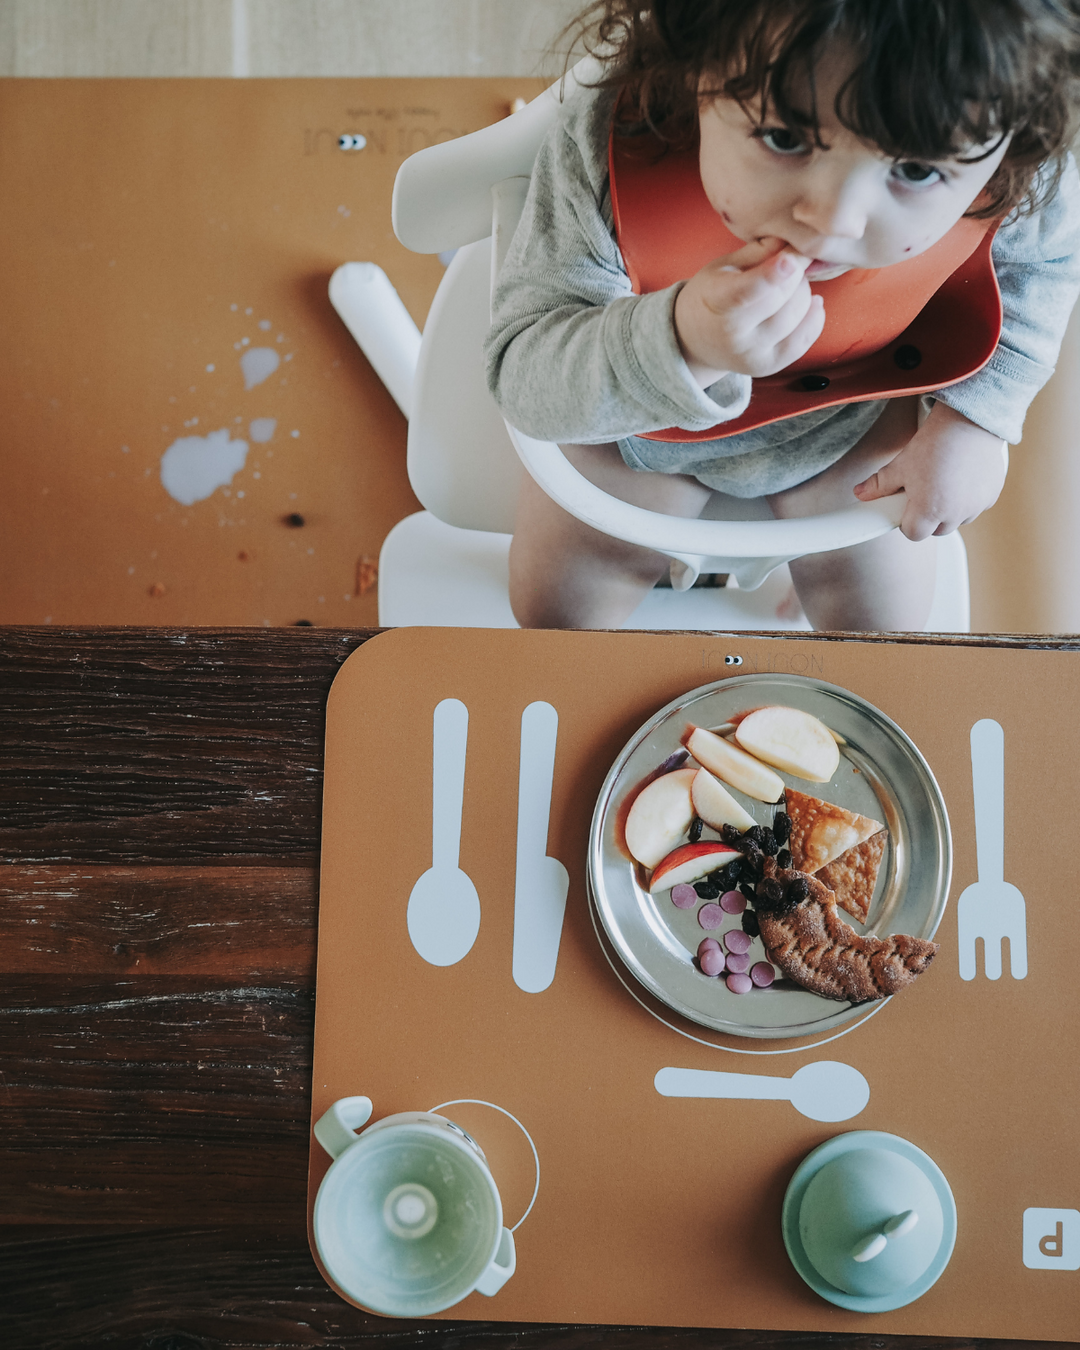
[588,674,951,1039]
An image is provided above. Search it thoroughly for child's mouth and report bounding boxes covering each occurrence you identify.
[804,259,852,280]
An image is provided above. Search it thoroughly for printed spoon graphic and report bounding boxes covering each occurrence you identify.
[654,1061,870,1123]
[406,698,480,966]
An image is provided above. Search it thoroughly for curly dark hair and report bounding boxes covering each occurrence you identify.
[562,0,1080,217]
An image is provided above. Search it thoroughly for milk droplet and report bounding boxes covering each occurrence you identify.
[160,428,249,506]
[240,347,280,389]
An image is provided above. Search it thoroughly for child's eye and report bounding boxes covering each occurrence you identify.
[755,126,809,157]
[892,160,942,188]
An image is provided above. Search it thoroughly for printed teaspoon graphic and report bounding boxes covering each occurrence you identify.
[407,698,481,966]
[654,1062,870,1123]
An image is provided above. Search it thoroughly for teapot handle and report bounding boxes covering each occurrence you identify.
[313,1095,374,1159]
[474,1227,516,1297]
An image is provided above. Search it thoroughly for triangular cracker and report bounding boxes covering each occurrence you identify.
[784,787,883,873]
[816,830,887,924]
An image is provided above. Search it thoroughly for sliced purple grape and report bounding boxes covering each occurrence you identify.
[724,951,750,973]
[697,903,725,930]
[719,889,746,914]
[724,929,752,955]
[697,937,721,955]
[670,883,698,909]
[699,947,727,977]
[750,962,776,988]
[726,972,753,994]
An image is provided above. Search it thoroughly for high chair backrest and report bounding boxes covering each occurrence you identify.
[392,58,603,255]
[394,58,604,532]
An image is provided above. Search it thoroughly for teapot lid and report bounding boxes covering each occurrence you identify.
[782,1131,957,1312]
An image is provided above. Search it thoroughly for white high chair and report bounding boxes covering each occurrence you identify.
[330,58,971,632]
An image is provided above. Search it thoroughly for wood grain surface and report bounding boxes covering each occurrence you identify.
[1,626,1073,1350]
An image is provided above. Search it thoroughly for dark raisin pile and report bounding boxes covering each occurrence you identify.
[746,871,810,917]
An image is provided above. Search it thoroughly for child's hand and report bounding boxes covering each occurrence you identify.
[673,237,825,386]
[852,402,1007,540]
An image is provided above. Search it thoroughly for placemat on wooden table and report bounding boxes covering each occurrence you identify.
[310,628,1079,1337]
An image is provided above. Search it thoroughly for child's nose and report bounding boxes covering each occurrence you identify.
[792,174,870,242]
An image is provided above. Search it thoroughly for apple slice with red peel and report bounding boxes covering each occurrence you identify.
[648,841,742,894]
[691,767,756,832]
[733,705,839,783]
[624,767,697,868]
[686,726,785,803]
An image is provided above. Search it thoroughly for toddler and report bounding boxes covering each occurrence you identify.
[485,0,1080,630]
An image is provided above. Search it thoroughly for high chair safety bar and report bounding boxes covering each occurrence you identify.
[390,57,908,593]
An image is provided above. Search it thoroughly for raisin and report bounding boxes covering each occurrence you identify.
[720,859,742,888]
[739,882,758,902]
[741,909,761,937]
[757,878,784,909]
[744,825,766,848]
[777,848,792,870]
[772,811,791,844]
[720,824,743,847]
[759,828,779,856]
[786,877,811,905]
[688,816,703,843]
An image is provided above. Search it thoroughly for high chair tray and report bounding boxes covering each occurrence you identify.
[309,628,1080,1339]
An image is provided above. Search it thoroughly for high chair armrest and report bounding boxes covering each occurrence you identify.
[393,56,604,254]
[508,424,906,559]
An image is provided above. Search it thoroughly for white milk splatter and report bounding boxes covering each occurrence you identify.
[249,417,276,443]
[240,346,280,389]
[160,428,249,505]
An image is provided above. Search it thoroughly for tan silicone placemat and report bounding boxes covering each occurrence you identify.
[0,78,538,626]
[310,628,1080,1337]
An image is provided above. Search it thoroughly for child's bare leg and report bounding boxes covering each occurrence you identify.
[510,442,713,628]
[768,397,938,631]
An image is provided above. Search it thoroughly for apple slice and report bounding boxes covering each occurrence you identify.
[648,841,742,894]
[624,767,697,868]
[733,706,839,783]
[691,767,757,832]
[686,726,785,803]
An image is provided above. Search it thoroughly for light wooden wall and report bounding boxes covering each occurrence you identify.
[2,0,1077,632]
[0,0,584,77]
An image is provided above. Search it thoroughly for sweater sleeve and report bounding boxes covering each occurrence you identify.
[483,86,751,444]
[934,155,1080,443]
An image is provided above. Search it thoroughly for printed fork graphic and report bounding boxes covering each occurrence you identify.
[956,719,1027,980]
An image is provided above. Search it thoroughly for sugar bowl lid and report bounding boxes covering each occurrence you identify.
[782,1130,957,1312]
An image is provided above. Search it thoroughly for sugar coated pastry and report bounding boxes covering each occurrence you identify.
[756,861,938,1003]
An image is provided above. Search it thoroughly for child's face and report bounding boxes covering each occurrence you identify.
[697,53,1011,280]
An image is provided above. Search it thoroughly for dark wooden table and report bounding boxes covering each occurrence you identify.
[2,626,1073,1350]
